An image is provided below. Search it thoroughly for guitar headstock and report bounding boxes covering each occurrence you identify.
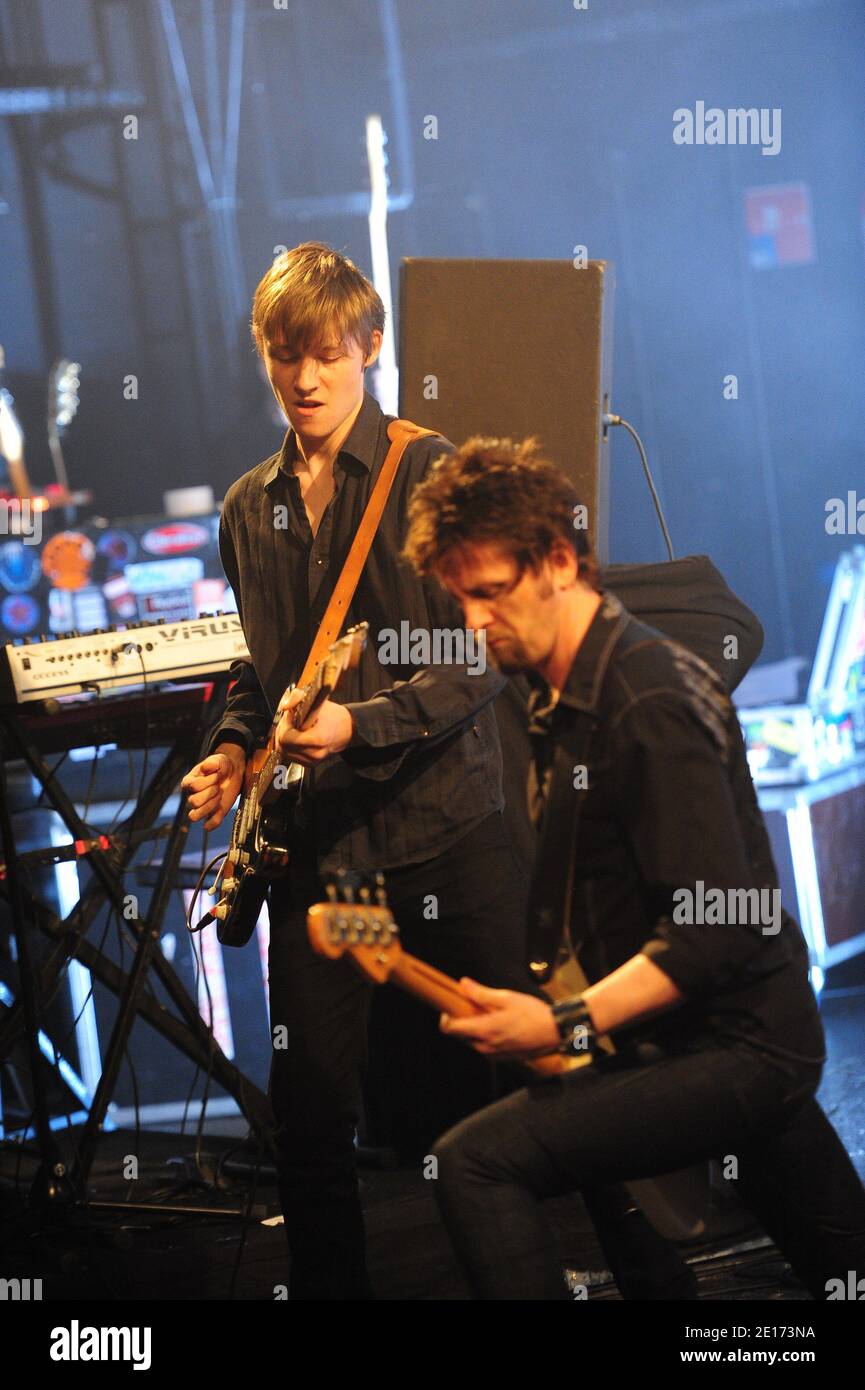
[49,359,81,434]
[306,870,401,984]
[342,621,368,669]
[319,621,368,690]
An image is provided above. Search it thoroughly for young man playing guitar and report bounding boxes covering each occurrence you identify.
[402,436,865,1300]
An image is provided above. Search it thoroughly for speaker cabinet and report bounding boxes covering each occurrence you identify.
[398,258,615,559]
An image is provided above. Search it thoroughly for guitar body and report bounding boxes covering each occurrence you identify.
[215,755,299,947]
[215,873,269,948]
[209,624,368,947]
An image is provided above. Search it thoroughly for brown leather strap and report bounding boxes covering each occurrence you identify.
[297,418,439,688]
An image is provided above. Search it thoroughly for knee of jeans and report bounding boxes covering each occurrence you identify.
[433,1116,506,1191]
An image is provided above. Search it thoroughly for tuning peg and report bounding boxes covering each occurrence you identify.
[336,867,354,903]
[374,872,388,906]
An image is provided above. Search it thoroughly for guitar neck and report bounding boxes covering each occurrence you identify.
[256,666,331,799]
[388,950,578,1077]
[0,387,33,498]
[390,952,485,1017]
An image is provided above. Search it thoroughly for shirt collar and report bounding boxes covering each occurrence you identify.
[553,591,630,716]
[263,389,383,489]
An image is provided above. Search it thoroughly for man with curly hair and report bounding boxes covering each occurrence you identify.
[403,436,865,1300]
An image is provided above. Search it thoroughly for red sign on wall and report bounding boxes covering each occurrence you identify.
[745,183,815,269]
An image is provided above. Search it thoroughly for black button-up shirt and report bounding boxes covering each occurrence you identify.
[209,390,507,873]
[531,592,825,1062]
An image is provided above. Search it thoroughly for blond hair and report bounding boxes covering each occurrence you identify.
[251,242,384,358]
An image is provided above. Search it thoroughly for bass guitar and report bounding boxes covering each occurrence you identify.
[306,874,711,1241]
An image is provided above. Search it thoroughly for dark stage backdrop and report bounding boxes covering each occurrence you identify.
[2,0,864,668]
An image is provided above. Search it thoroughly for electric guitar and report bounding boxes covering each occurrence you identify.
[0,347,90,510]
[208,622,368,947]
[308,874,583,1078]
[47,357,82,503]
[0,344,34,499]
[307,874,711,1241]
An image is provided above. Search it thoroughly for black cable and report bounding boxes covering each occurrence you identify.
[122,1044,142,1204]
[185,850,228,935]
[7,878,122,1181]
[113,643,152,860]
[77,683,105,824]
[603,412,675,562]
[106,748,136,836]
[228,1126,268,1300]
[190,828,218,1174]
[15,646,155,1194]
[108,643,154,1167]
[184,868,219,1167]
[34,751,71,807]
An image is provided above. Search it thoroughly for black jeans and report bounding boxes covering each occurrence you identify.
[433,1038,865,1299]
[267,811,695,1300]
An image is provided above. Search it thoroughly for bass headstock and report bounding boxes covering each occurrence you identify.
[306,870,401,984]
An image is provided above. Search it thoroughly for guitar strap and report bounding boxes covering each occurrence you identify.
[526,707,598,985]
[296,418,439,689]
[527,614,644,982]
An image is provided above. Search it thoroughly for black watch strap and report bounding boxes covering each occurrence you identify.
[550,995,598,1057]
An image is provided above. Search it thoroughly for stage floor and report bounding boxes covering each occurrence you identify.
[2,956,862,1302]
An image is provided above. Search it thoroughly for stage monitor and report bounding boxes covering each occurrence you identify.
[398,257,615,559]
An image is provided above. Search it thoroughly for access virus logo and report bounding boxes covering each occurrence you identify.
[49,1321,152,1371]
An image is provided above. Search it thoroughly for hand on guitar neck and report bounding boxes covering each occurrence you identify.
[274,687,354,766]
[306,885,579,1078]
[438,978,561,1059]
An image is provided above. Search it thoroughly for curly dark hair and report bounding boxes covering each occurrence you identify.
[402,436,598,589]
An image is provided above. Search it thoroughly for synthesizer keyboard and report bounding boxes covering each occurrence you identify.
[0,614,250,704]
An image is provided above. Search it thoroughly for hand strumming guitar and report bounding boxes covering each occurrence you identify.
[181,743,246,832]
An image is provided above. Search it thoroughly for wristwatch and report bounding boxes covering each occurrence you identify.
[551,995,598,1058]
